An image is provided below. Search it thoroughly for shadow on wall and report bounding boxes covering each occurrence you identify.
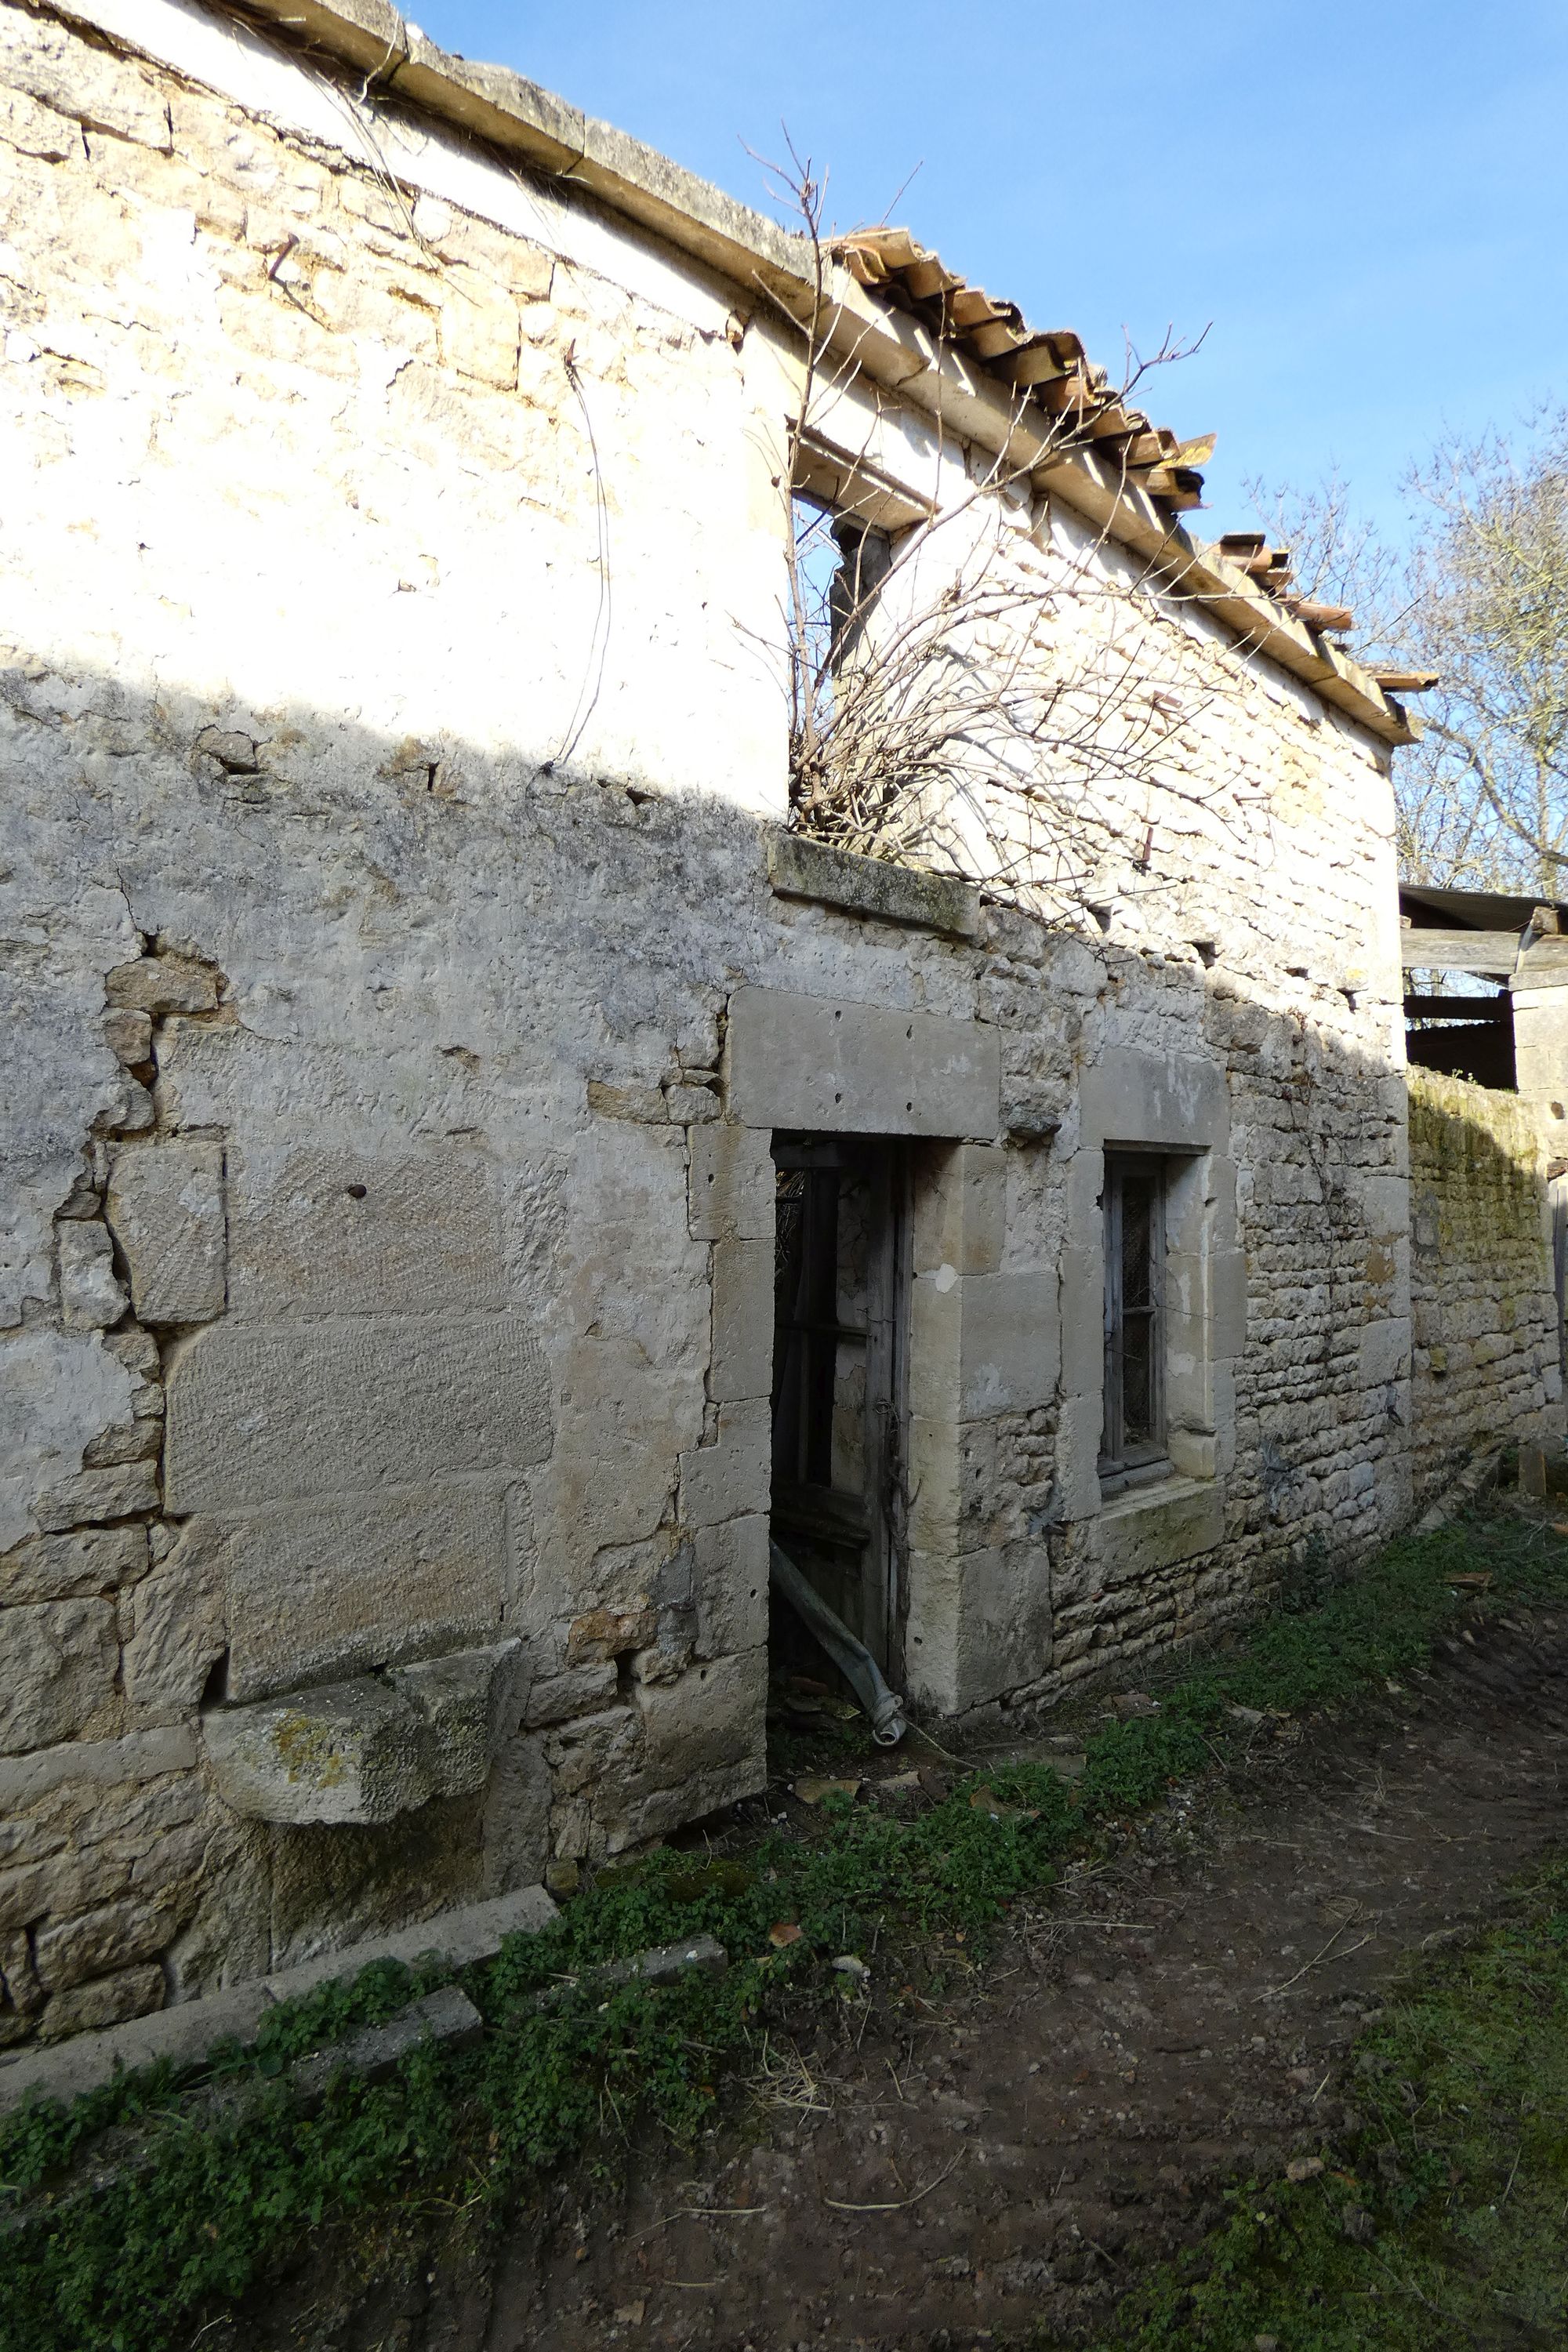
[1408,1067,1562,1500]
[2,653,1559,2049]
[0,659,789,2045]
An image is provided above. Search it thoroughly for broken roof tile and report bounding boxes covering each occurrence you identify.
[825,230,1432,679]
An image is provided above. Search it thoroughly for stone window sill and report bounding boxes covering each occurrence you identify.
[1098,1456,1173,1501]
[1097,1470,1217,1527]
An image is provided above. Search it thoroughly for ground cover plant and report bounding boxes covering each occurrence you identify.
[1079,1847,1568,2350]
[3,1501,1567,2352]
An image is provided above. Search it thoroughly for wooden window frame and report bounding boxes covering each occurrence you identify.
[1101,1149,1169,1493]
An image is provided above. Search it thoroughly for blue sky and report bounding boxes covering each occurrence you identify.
[411,2,1568,545]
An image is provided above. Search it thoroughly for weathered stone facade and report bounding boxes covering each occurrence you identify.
[0,0,1559,2053]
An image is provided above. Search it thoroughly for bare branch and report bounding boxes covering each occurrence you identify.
[752,144,1236,923]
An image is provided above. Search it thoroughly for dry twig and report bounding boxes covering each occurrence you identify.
[821,2148,967,2212]
[1254,1915,1371,2002]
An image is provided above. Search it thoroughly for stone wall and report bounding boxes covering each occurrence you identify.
[1408,1069,1562,1498]
[0,0,1508,2056]
[920,917,1417,1708]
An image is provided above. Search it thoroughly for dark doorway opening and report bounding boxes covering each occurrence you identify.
[770,1135,909,1682]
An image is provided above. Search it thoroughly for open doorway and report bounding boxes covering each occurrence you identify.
[770,1135,909,1684]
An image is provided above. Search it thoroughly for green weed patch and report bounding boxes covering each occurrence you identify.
[3,1504,1567,2352]
[1083,1850,1568,2350]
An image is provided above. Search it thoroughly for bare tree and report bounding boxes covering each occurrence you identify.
[1392,723,1519,890]
[1243,450,1566,893]
[1242,463,1404,650]
[751,143,1238,920]
[1406,412,1568,896]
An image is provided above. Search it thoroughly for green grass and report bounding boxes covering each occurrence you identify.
[3,1503,1567,2352]
[1083,1850,1568,2350]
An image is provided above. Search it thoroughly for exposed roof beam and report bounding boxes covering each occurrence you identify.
[1400,931,1526,975]
[1403,994,1511,1020]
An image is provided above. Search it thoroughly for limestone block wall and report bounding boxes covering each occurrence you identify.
[0,0,797,2049]
[1407,1069,1563,1497]
[885,493,1419,1697]
[916,920,1416,1714]
[0,0,1519,2057]
[791,336,1420,1708]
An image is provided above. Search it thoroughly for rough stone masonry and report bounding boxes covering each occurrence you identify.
[0,0,1560,2053]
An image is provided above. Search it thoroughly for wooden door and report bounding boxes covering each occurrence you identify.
[771,1136,908,1675]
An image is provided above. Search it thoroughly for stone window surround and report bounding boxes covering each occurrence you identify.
[707,1004,1246,1705]
[1057,1051,1244,1569]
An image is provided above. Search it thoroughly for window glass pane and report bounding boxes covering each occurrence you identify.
[1120,1170,1156,1313]
[775,1168,806,1304]
[1105,1157,1163,1466]
[1122,1306,1155,1446]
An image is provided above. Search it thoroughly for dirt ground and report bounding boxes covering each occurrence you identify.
[225,1607,1568,2352]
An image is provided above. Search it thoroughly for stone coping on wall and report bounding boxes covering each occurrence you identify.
[766,832,982,942]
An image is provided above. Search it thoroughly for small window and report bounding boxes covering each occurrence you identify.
[1102,1152,1167,1490]
[789,495,893,679]
[827,516,892,664]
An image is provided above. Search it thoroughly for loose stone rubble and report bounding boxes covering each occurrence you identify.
[0,0,1561,2054]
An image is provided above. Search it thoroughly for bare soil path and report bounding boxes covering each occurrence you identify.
[229,1610,1568,2352]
